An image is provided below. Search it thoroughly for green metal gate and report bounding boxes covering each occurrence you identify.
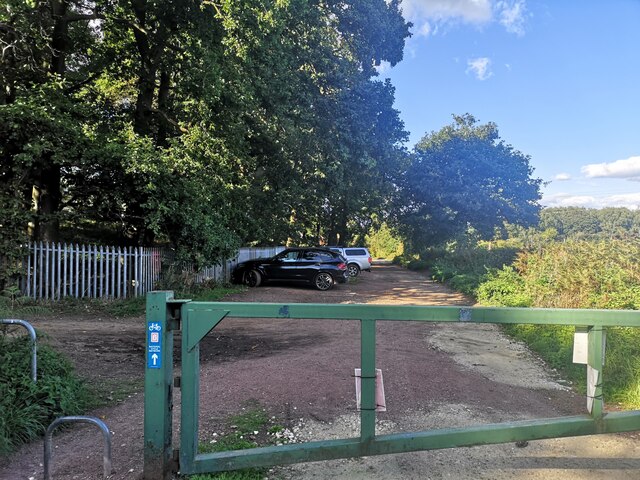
[143,291,640,479]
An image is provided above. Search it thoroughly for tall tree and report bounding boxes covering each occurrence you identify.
[398,114,542,247]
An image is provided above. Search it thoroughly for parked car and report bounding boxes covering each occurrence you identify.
[230,247,348,291]
[326,246,372,277]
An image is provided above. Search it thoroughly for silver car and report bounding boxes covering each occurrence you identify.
[327,247,372,277]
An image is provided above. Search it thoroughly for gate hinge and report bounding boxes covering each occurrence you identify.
[174,376,181,389]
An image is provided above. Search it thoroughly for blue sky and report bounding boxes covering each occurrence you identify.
[380,0,640,209]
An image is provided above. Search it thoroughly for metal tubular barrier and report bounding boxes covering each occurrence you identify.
[1,319,37,382]
[44,416,113,480]
[143,292,640,479]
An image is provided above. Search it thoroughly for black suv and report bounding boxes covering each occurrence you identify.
[230,247,348,291]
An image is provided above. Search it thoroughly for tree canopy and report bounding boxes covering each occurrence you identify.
[1,0,411,272]
[396,114,543,247]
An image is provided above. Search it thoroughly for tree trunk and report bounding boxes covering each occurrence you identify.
[50,0,68,75]
[156,69,171,146]
[131,0,157,137]
[28,0,70,241]
[32,162,61,241]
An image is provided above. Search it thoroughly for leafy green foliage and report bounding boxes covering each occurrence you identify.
[426,236,519,296]
[476,267,533,307]
[477,238,640,407]
[365,222,404,259]
[0,286,50,318]
[397,114,542,247]
[509,240,640,309]
[1,0,412,283]
[0,334,90,455]
[540,207,640,240]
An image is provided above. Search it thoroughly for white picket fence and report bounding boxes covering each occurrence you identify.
[19,242,284,300]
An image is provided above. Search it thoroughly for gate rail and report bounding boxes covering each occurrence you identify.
[143,291,640,479]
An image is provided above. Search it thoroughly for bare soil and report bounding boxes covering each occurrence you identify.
[1,263,639,480]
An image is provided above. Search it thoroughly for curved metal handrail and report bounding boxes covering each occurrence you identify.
[44,416,113,479]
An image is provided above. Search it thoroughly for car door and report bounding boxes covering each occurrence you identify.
[265,249,300,281]
[296,249,328,282]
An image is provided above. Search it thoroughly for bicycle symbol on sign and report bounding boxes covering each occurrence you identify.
[149,323,162,332]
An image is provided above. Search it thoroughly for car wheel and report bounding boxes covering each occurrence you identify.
[314,272,334,291]
[347,263,360,277]
[245,270,262,288]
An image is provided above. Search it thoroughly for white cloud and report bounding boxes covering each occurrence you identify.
[416,21,433,37]
[375,60,392,75]
[543,192,640,210]
[400,0,528,37]
[496,0,527,36]
[581,156,640,180]
[466,57,493,80]
[401,0,493,25]
[553,173,572,181]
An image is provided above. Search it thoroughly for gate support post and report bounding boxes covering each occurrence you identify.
[144,291,181,480]
[360,319,376,443]
[588,325,605,419]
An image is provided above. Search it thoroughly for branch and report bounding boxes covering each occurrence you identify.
[64,71,100,94]
[150,108,189,133]
[63,12,101,23]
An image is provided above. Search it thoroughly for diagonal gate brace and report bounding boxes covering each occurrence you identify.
[186,309,229,352]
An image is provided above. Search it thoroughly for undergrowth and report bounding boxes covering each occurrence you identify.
[4,283,245,319]
[0,333,90,455]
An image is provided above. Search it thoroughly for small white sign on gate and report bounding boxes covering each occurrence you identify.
[355,368,386,412]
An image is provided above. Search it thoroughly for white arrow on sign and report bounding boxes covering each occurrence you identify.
[151,353,158,366]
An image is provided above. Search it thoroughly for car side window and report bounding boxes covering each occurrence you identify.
[277,251,300,262]
[303,251,319,260]
[345,249,366,256]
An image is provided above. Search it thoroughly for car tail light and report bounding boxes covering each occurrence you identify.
[368,257,372,264]
[337,262,347,270]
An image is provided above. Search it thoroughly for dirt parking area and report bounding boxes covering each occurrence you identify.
[1,262,640,479]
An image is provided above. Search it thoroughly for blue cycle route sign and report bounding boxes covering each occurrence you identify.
[147,321,162,369]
